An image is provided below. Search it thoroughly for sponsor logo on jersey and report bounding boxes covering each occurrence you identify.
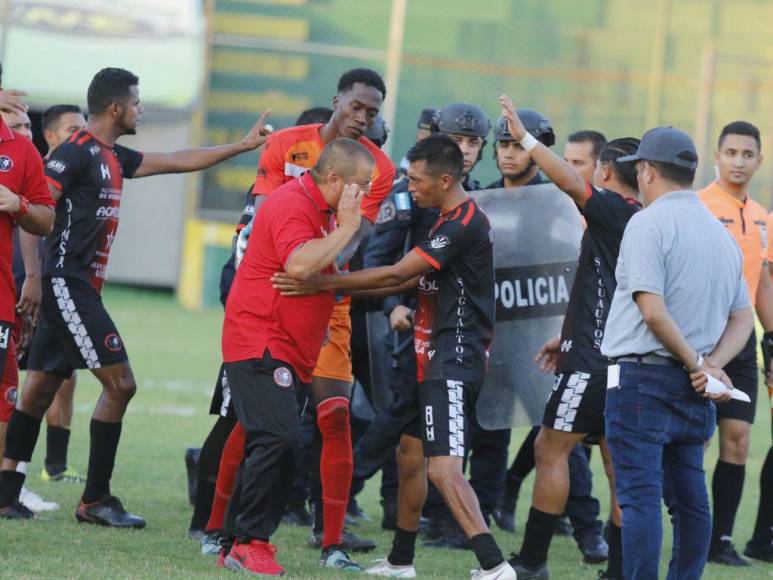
[100,163,111,180]
[274,367,293,388]
[47,159,67,174]
[90,145,101,156]
[429,234,450,250]
[104,333,123,352]
[0,155,13,172]
[418,276,439,293]
[96,206,120,219]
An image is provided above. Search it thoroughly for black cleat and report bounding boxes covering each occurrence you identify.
[184,447,200,506]
[554,515,573,537]
[0,500,34,520]
[422,516,469,550]
[381,496,397,531]
[282,504,313,527]
[347,498,372,523]
[75,495,146,529]
[507,554,549,580]
[577,531,609,564]
[187,526,205,541]
[744,540,773,562]
[708,541,751,566]
[493,506,515,533]
[308,528,376,553]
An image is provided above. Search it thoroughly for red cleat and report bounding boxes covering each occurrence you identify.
[225,540,285,576]
[217,548,227,568]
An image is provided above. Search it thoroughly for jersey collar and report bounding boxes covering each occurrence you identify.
[0,117,16,142]
[709,180,746,209]
[299,171,331,213]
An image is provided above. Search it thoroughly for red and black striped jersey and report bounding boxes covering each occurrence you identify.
[43,130,143,293]
[412,197,494,383]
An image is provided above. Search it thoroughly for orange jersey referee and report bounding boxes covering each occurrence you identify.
[697,121,773,566]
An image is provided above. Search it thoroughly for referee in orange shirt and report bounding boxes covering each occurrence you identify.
[697,121,773,566]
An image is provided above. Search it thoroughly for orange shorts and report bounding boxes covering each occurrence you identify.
[312,298,352,382]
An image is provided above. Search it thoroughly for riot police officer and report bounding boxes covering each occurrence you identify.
[487,109,555,188]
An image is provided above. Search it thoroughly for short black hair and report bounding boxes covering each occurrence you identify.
[312,137,374,181]
[646,160,696,188]
[87,67,139,114]
[598,137,640,190]
[718,120,761,152]
[406,134,464,181]
[568,130,607,158]
[42,104,83,132]
[295,106,333,126]
[337,68,386,100]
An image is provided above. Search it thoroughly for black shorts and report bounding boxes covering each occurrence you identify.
[718,330,758,424]
[27,277,128,378]
[407,379,480,458]
[542,371,607,437]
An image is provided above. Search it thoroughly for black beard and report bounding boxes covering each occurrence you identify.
[500,159,536,182]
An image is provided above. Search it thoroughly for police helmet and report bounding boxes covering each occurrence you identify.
[493,109,555,147]
[364,115,389,148]
[433,103,491,139]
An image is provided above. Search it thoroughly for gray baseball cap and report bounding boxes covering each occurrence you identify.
[617,126,698,169]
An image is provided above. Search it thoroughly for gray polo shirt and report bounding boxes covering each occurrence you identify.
[601,190,750,359]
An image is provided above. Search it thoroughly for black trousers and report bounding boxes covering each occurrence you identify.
[223,355,308,542]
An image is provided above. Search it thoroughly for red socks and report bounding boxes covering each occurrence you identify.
[317,396,353,549]
[206,421,245,532]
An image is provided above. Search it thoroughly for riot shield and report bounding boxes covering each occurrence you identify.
[474,184,584,429]
[365,310,392,412]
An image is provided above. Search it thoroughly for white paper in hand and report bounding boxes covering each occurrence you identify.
[705,374,751,403]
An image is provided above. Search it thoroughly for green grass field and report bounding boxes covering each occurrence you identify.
[0,286,771,579]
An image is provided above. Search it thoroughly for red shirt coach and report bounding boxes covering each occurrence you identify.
[222,171,336,382]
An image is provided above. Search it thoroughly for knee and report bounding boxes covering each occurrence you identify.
[101,373,137,402]
[316,396,350,435]
[397,442,424,476]
[720,426,750,463]
[19,388,55,418]
[534,430,571,468]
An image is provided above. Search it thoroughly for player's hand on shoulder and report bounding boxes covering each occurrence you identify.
[240,110,273,151]
[336,183,364,232]
[0,89,29,114]
[271,271,324,296]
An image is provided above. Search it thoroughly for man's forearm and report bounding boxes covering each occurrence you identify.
[321,265,411,293]
[286,225,358,280]
[707,308,754,368]
[18,205,54,236]
[166,143,249,172]
[635,293,697,367]
[529,144,587,204]
[19,230,41,276]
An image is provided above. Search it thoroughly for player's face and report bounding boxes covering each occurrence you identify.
[495,140,533,179]
[564,141,596,182]
[118,86,144,135]
[329,160,373,209]
[715,134,761,187]
[447,134,483,174]
[47,112,86,150]
[1,110,32,141]
[407,160,448,209]
[332,83,382,140]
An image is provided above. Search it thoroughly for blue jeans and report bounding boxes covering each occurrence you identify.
[605,362,716,580]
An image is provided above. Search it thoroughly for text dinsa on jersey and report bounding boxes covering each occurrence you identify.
[494,262,576,322]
